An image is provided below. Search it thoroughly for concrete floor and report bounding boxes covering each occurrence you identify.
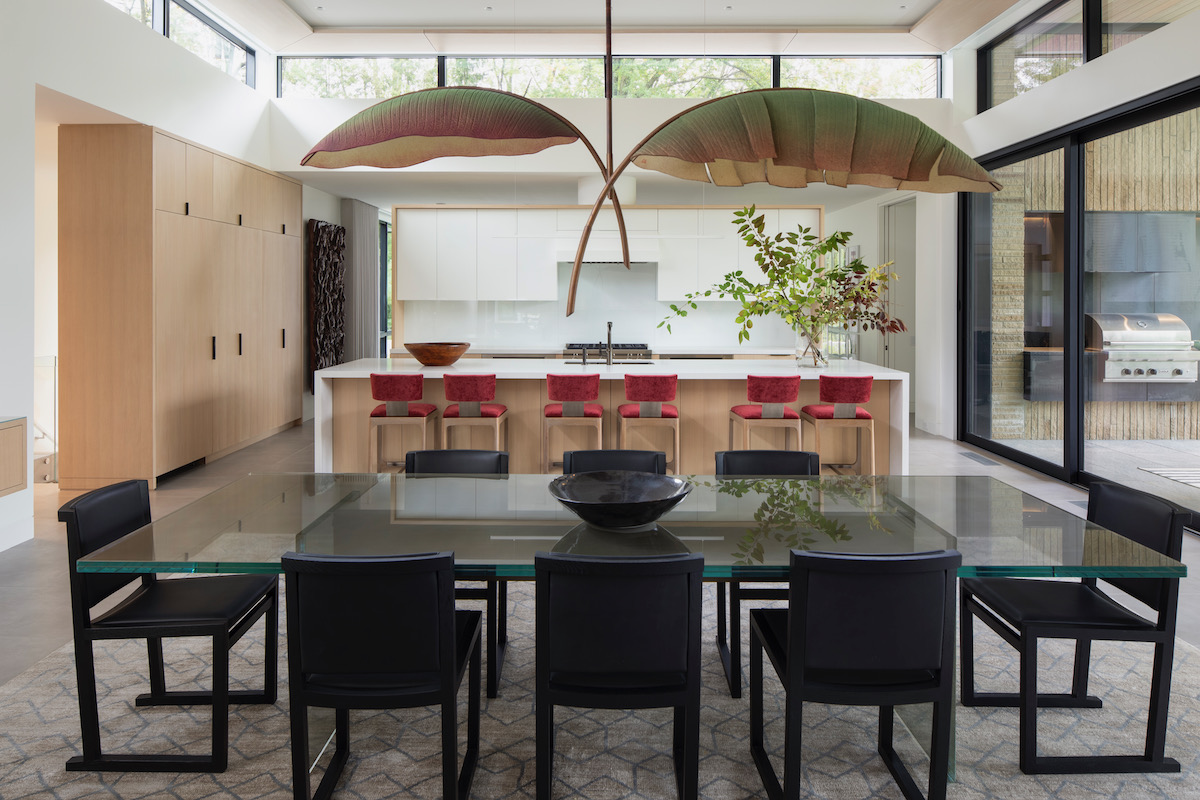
[4,420,1198,685]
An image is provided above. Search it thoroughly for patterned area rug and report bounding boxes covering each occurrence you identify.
[1,581,1198,799]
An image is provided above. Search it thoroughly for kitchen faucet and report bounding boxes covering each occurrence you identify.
[606,321,613,366]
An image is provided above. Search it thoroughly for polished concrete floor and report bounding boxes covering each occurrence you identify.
[4,420,1198,686]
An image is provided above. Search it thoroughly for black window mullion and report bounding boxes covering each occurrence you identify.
[438,56,447,87]
[154,0,166,35]
[1062,136,1084,480]
[1083,0,1103,60]
[771,55,780,88]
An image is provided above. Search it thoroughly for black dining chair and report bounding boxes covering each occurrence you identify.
[713,449,820,698]
[283,551,481,800]
[60,479,278,773]
[750,549,961,800]
[561,449,667,474]
[960,480,1190,774]
[405,449,509,698]
[535,552,703,800]
[405,448,509,475]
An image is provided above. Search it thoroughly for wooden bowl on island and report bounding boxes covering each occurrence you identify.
[403,342,471,366]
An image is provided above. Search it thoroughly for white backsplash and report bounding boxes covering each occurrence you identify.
[402,262,795,350]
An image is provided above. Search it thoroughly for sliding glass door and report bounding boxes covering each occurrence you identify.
[964,146,1069,476]
[963,87,1200,509]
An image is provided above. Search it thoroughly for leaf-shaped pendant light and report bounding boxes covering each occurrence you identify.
[566,88,1002,314]
[302,86,584,168]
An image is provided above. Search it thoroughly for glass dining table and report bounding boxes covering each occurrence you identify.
[76,472,1186,777]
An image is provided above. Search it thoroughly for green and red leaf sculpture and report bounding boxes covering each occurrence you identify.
[628,88,1002,193]
[301,86,585,169]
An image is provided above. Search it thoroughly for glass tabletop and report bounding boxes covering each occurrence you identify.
[76,473,1187,580]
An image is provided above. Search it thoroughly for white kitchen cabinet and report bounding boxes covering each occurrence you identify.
[395,209,438,300]
[778,208,822,238]
[516,209,557,300]
[656,209,699,300]
[437,209,477,300]
[697,208,742,290]
[476,209,519,301]
[556,207,658,232]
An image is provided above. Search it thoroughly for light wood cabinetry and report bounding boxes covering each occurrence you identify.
[0,418,27,499]
[60,124,304,490]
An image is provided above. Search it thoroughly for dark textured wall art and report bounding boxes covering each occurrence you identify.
[306,219,347,390]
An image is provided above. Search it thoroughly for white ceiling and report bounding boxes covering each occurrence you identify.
[277,0,942,32]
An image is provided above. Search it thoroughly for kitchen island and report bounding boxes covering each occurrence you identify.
[315,358,909,474]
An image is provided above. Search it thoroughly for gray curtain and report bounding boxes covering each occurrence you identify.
[341,198,381,360]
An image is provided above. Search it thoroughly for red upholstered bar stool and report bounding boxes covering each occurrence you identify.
[728,374,802,451]
[542,373,603,473]
[618,373,680,474]
[367,373,439,472]
[800,374,876,474]
[441,373,508,451]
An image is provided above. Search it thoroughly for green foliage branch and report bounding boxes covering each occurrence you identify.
[660,206,906,364]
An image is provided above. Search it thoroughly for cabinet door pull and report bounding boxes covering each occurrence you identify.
[281,223,286,234]
[238,333,243,355]
[281,328,286,348]
[238,213,243,226]
[212,336,216,360]
[184,201,189,216]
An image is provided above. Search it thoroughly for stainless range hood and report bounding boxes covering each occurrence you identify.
[1085,312,1200,382]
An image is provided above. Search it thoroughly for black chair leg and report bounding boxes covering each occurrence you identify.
[289,699,311,800]
[147,636,167,697]
[442,692,458,800]
[71,639,103,765]
[486,578,508,698]
[748,626,783,800]
[781,692,803,800]
[715,581,743,698]
[310,708,350,800]
[210,630,230,773]
[1018,632,1039,775]
[459,634,482,800]
[536,697,554,800]
[959,587,977,705]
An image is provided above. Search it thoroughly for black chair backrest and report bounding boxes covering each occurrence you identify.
[405,449,509,475]
[535,552,702,679]
[789,550,961,676]
[562,449,667,475]
[59,479,152,612]
[282,551,454,679]
[714,450,820,477]
[1087,480,1191,610]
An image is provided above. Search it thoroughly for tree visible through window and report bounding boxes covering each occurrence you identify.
[281,58,439,99]
[781,57,939,98]
[611,58,772,98]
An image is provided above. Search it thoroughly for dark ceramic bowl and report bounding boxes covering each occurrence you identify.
[403,342,471,366]
[548,470,692,531]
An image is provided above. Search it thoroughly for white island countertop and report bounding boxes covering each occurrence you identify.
[318,357,908,381]
[314,358,909,474]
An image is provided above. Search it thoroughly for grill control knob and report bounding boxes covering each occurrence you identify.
[1147,368,1158,376]
[1121,368,1132,376]
[1174,369,1184,376]
[1134,369,1145,376]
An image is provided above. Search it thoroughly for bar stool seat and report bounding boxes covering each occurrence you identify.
[617,374,680,474]
[368,373,440,472]
[729,375,802,452]
[799,375,875,475]
[441,373,508,452]
[543,374,603,473]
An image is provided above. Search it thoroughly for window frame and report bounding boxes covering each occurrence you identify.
[958,74,1200,488]
[276,53,941,100]
[104,0,256,86]
[779,54,942,99]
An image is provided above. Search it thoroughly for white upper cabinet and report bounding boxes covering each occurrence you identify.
[476,209,519,301]
[395,206,822,303]
[656,209,699,300]
[516,209,558,301]
[395,209,438,300]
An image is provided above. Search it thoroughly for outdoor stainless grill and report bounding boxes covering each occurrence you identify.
[1084,312,1200,382]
